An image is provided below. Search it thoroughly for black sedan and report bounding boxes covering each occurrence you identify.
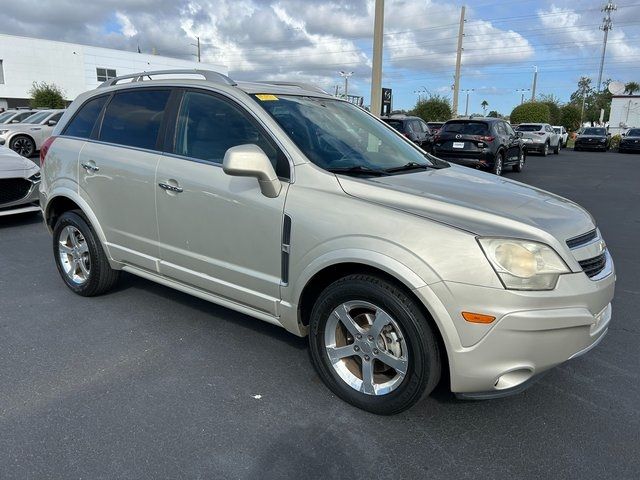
[574,127,610,151]
[619,128,640,153]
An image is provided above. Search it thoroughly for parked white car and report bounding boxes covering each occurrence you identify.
[0,109,65,157]
[0,109,38,125]
[553,126,568,147]
[516,123,562,156]
[0,146,41,216]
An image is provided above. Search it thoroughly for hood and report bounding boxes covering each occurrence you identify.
[577,135,606,140]
[622,135,640,141]
[337,165,594,243]
[0,146,39,178]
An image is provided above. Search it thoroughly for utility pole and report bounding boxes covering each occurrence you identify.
[191,36,201,62]
[452,5,466,118]
[531,65,538,101]
[370,0,384,117]
[597,2,617,92]
[462,89,474,116]
[580,92,587,126]
[339,71,354,97]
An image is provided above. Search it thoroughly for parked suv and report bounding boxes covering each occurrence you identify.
[619,128,640,153]
[0,109,65,157]
[0,109,37,125]
[40,70,615,414]
[382,115,434,151]
[553,126,568,147]
[516,123,562,156]
[574,127,610,151]
[432,118,525,175]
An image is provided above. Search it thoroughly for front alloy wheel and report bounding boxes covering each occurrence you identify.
[10,135,36,157]
[309,274,441,415]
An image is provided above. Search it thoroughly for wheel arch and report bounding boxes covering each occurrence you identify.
[7,132,36,150]
[295,260,451,384]
[44,190,108,247]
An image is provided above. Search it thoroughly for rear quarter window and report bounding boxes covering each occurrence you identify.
[63,96,108,139]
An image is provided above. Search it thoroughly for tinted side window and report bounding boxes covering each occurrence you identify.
[100,90,170,150]
[15,112,33,122]
[63,96,108,138]
[504,122,515,136]
[174,91,288,177]
[494,123,506,136]
[49,112,63,124]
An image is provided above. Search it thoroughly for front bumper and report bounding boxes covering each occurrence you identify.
[0,179,41,217]
[522,140,546,152]
[415,255,615,397]
[575,141,607,150]
[619,142,640,152]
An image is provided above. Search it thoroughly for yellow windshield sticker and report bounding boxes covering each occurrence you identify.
[256,94,279,101]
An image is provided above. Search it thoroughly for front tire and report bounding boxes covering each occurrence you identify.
[52,210,120,296]
[10,135,36,158]
[309,274,441,415]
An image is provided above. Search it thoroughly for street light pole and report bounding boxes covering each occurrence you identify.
[516,88,530,105]
[452,5,466,118]
[462,89,473,116]
[531,65,538,101]
[339,71,354,97]
[370,0,384,117]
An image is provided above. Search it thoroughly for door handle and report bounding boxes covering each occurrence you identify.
[81,162,99,172]
[158,182,183,193]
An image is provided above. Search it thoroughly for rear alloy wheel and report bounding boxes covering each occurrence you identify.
[10,135,36,158]
[53,210,120,296]
[492,151,504,176]
[309,274,441,415]
[554,141,561,154]
[512,149,525,172]
[542,142,549,157]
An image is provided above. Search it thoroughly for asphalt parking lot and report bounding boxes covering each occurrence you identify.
[1,149,639,479]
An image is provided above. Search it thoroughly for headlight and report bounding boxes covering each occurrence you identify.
[478,238,570,290]
[29,172,41,182]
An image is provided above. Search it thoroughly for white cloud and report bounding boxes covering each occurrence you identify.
[116,12,138,37]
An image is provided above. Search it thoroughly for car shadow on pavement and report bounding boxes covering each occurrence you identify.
[113,271,308,351]
[0,211,42,229]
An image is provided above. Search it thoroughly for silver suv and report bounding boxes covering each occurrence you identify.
[516,123,562,156]
[0,109,65,157]
[40,70,615,414]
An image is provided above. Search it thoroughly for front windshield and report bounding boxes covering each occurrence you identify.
[22,111,50,124]
[0,112,15,123]
[253,95,434,172]
[583,128,606,136]
[516,124,542,132]
[626,129,640,136]
[553,127,561,134]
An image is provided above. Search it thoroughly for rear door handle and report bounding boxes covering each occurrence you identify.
[81,162,99,172]
[158,182,183,193]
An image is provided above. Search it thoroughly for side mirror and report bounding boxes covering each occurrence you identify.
[223,144,282,198]
[47,120,57,126]
[10,119,20,123]
[516,131,523,138]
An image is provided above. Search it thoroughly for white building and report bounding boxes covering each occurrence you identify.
[609,95,640,134]
[0,33,228,109]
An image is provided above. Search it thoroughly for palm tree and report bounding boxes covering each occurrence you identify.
[481,100,489,115]
[624,82,640,95]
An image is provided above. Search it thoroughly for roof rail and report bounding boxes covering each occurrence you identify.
[254,81,328,95]
[98,69,236,88]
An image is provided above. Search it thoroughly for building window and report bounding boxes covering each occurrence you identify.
[0,60,4,84]
[96,68,117,82]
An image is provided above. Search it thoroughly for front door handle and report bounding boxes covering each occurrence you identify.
[81,162,99,172]
[158,182,183,193]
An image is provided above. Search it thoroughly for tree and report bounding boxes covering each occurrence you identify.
[487,110,500,118]
[412,95,452,122]
[560,104,581,131]
[568,77,612,124]
[625,82,640,95]
[481,100,489,116]
[510,102,550,124]
[29,82,66,109]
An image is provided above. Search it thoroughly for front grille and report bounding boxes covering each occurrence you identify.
[579,252,607,278]
[566,229,597,249]
[0,178,31,205]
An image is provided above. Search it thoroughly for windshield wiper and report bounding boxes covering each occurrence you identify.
[385,162,431,173]
[326,165,387,176]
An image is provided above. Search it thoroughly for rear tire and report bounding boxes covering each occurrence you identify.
[542,142,549,157]
[308,274,441,415]
[52,210,120,296]
[554,141,560,154]
[492,151,504,176]
[512,149,525,172]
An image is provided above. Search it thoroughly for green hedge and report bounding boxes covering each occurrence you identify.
[510,102,550,124]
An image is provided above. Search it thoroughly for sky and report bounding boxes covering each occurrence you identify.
[1,0,639,115]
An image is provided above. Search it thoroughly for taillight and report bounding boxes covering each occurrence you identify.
[476,135,495,142]
[40,136,57,166]
[434,135,441,142]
